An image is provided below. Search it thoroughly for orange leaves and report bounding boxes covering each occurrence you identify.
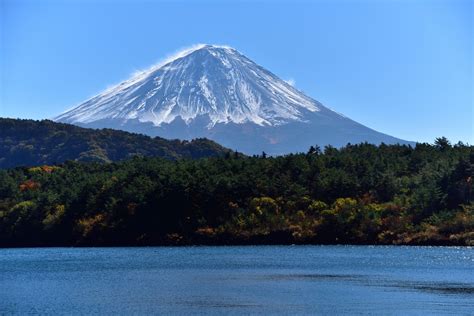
[40,165,56,173]
[195,227,217,237]
[127,202,138,215]
[21,165,60,192]
[19,180,40,192]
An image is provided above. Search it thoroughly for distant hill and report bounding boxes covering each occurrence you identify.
[0,118,231,168]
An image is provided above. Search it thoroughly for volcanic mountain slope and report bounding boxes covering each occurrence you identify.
[55,44,413,154]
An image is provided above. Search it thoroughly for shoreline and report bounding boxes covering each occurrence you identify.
[1,240,471,249]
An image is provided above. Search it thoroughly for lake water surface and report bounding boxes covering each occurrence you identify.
[1,246,473,315]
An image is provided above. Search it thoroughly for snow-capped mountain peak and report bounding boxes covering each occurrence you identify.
[55,44,321,128]
[55,44,413,155]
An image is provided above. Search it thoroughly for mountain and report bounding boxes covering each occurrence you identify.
[55,44,414,154]
[0,118,230,168]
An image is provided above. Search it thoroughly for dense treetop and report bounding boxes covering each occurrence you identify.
[0,138,472,247]
[0,118,230,168]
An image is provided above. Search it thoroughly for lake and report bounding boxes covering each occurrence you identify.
[1,246,473,315]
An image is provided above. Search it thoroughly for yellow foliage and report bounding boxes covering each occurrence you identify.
[334,198,358,212]
[28,167,43,173]
[250,197,279,216]
[296,210,306,220]
[28,165,59,173]
[77,213,106,237]
[11,201,36,213]
[333,198,359,221]
[308,200,328,213]
[42,204,65,229]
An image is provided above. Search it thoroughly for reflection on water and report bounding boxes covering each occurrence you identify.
[258,273,364,281]
[394,282,474,295]
[0,246,473,314]
[259,273,474,295]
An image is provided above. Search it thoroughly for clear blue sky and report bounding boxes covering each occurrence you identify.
[1,0,472,144]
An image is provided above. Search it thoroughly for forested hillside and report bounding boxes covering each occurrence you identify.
[0,138,472,247]
[0,118,230,168]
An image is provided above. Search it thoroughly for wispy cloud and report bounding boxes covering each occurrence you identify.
[285,78,296,87]
[130,43,208,78]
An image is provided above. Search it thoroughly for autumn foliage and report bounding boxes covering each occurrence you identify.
[0,138,472,246]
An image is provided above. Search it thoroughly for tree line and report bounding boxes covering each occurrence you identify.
[0,137,472,246]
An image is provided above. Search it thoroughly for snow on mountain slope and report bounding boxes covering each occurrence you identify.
[55,44,414,154]
[56,44,322,127]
